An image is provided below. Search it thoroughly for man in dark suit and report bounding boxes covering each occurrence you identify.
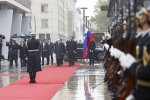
[54,39,64,66]
[66,36,77,66]
[39,39,49,66]
[19,41,26,67]
[48,38,54,65]
[9,39,18,67]
[88,40,96,66]
[60,39,65,65]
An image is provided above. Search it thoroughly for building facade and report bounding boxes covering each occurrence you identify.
[74,7,83,43]
[0,0,31,59]
[30,0,77,43]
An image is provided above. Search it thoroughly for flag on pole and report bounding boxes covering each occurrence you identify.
[83,29,94,58]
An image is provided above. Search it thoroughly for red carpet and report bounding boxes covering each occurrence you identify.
[0,62,79,100]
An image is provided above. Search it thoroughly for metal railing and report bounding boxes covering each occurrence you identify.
[15,0,31,8]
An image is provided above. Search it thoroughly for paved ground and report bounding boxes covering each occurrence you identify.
[0,59,110,100]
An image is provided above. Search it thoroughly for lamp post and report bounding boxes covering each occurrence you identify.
[80,7,87,41]
[84,16,89,27]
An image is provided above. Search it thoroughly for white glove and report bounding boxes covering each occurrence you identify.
[109,46,114,53]
[104,43,109,50]
[113,48,125,59]
[110,46,115,57]
[126,94,135,100]
[119,54,136,68]
[105,33,111,40]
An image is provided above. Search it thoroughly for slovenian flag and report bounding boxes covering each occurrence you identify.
[83,29,94,58]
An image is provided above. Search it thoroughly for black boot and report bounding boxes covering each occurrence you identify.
[29,72,33,83]
[32,72,37,83]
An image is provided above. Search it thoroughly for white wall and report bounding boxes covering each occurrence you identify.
[21,16,30,33]
[0,10,13,59]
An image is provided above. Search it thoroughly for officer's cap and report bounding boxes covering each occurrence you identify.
[136,13,141,19]
[137,6,149,15]
[30,32,36,35]
[123,20,127,25]
[144,0,150,11]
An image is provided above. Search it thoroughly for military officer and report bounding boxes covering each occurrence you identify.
[26,32,41,83]
[119,3,150,100]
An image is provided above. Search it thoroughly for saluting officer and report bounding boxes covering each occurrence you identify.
[119,3,150,100]
[26,32,41,83]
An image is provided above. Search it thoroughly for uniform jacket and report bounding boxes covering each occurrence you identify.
[129,31,150,100]
[26,38,41,72]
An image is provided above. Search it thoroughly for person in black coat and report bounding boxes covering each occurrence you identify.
[39,39,49,66]
[48,38,54,65]
[19,41,26,67]
[54,39,64,66]
[0,39,2,61]
[6,39,13,61]
[25,32,41,83]
[9,39,18,67]
[88,40,96,66]
[60,39,65,65]
[66,36,77,66]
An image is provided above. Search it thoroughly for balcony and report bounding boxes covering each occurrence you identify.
[15,0,31,9]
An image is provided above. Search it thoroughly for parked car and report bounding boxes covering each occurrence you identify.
[63,43,105,62]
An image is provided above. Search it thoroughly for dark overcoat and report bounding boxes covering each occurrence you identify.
[19,44,26,58]
[54,43,63,59]
[88,41,95,58]
[11,43,18,56]
[66,40,77,56]
[26,38,41,72]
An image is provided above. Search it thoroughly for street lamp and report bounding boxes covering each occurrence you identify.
[80,7,88,41]
[84,16,89,27]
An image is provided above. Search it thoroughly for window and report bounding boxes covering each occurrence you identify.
[41,19,48,28]
[41,4,48,12]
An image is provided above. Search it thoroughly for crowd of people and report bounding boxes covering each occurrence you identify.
[5,36,78,67]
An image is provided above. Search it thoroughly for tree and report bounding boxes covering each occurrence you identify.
[91,0,110,32]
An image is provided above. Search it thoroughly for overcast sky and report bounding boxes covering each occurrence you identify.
[76,0,98,18]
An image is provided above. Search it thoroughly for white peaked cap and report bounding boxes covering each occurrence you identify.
[30,32,36,35]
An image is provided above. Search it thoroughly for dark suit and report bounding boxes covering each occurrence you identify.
[88,41,95,65]
[48,42,54,65]
[60,42,65,65]
[66,40,77,66]
[39,42,49,65]
[19,44,26,67]
[54,42,63,66]
[10,43,18,67]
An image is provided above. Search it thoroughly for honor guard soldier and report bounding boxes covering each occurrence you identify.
[119,3,150,100]
[26,32,41,83]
